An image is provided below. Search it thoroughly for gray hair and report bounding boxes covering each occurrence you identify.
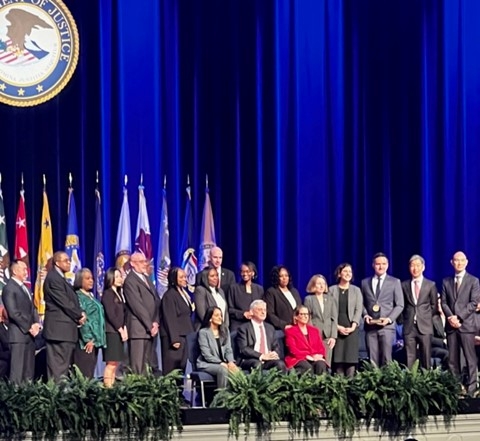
[409,254,425,266]
[249,299,266,310]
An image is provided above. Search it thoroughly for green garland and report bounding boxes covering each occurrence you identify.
[213,361,462,439]
[0,368,183,441]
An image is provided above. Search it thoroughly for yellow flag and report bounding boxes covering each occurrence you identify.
[34,191,53,316]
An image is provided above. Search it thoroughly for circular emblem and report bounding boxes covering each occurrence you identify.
[372,304,380,312]
[0,0,79,107]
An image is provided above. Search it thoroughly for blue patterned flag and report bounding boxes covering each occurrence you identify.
[65,186,82,284]
[180,182,197,292]
[115,182,132,273]
[156,188,170,296]
[93,188,104,298]
[199,185,216,270]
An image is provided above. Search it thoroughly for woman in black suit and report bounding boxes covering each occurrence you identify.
[227,261,264,331]
[194,267,229,330]
[264,265,302,330]
[160,267,195,375]
[101,267,128,387]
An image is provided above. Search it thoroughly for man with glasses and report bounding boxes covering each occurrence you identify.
[236,300,287,373]
[123,252,161,374]
[43,251,86,382]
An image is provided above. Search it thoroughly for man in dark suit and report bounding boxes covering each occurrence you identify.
[195,247,235,293]
[441,251,480,396]
[2,260,41,383]
[362,252,404,367]
[123,251,161,374]
[432,298,449,370]
[401,255,438,369]
[236,299,287,373]
[0,305,10,379]
[43,251,86,382]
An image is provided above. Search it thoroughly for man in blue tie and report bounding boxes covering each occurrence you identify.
[361,253,404,367]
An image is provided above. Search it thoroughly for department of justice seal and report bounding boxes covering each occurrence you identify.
[0,0,79,107]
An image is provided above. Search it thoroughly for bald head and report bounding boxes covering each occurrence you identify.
[451,251,468,274]
[209,247,223,269]
[130,252,148,274]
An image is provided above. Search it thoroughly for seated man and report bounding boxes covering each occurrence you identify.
[236,299,287,373]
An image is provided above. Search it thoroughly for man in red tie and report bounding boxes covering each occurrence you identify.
[236,299,287,373]
[400,255,438,369]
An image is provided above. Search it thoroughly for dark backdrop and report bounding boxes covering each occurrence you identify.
[2,0,480,292]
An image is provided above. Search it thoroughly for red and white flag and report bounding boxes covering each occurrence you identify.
[14,189,30,288]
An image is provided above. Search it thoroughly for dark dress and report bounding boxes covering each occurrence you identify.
[101,287,127,362]
[332,288,359,364]
[227,283,264,331]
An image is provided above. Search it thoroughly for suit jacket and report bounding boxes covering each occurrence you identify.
[101,287,126,333]
[264,286,302,330]
[43,268,84,342]
[2,278,38,344]
[304,294,338,339]
[227,283,264,330]
[159,287,194,346]
[441,272,480,334]
[0,324,9,378]
[329,284,363,325]
[197,327,234,368]
[195,267,236,293]
[432,314,447,349]
[236,321,281,362]
[123,271,161,339]
[284,324,326,369]
[194,285,229,330]
[361,274,404,330]
[401,278,437,335]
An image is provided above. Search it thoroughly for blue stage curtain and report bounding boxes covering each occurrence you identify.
[2,0,480,291]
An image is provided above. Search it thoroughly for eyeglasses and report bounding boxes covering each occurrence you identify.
[297,312,310,316]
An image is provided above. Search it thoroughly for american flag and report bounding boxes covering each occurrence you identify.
[0,40,36,66]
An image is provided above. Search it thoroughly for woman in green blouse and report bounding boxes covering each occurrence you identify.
[73,268,106,378]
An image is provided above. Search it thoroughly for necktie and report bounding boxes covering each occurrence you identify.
[22,284,31,301]
[259,325,267,354]
[455,276,461,298]
[375,277,381,297]
[414,280,420,299]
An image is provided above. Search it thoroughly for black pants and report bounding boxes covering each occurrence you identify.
[294,359,328,375]
[73,346,99,378]
[46,340,76,382]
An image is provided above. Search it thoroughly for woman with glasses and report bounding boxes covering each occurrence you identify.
[284,305,328,374]
[304,274,337,365]
[227,261,264,331]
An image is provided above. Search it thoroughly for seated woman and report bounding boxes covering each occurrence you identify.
[285,306,328,375]
[194,267,229,330]
[227,261,264,331]
[73,268,106,378]
[197,306,239,389]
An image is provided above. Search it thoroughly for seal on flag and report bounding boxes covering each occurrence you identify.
[0,0,79,107]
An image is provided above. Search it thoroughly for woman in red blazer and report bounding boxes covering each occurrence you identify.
[285,306,328,374]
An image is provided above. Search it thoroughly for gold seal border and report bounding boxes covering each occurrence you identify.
[0,0,80,107]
